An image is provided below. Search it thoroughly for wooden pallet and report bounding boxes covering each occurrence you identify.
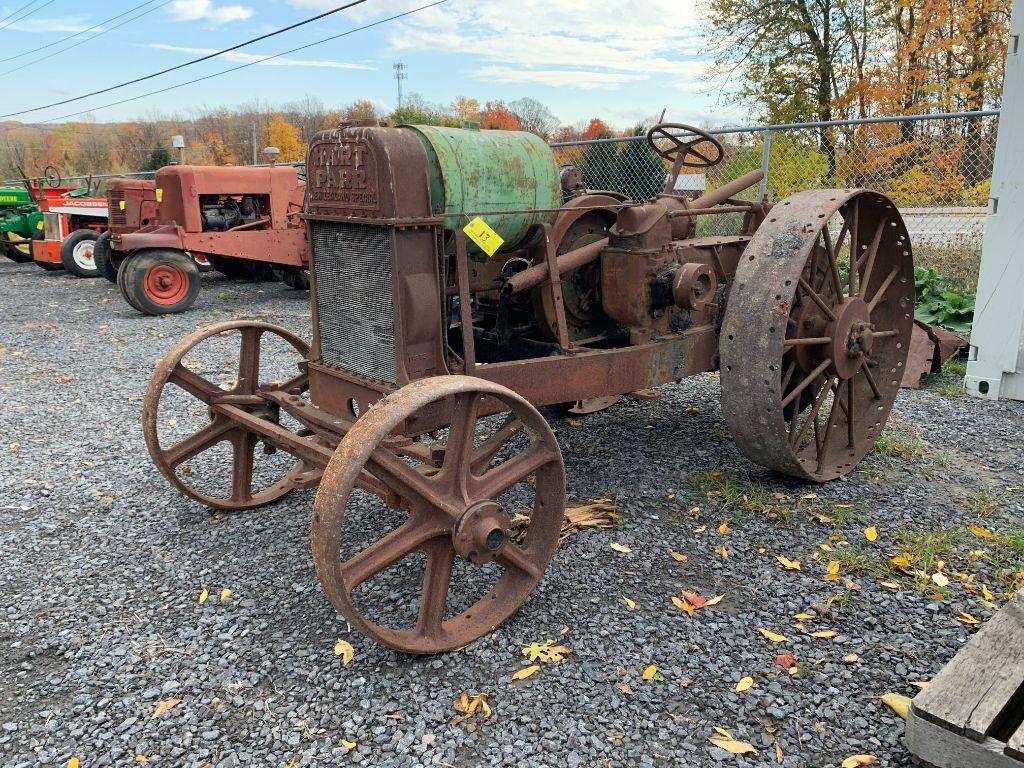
[906,591,1024,768]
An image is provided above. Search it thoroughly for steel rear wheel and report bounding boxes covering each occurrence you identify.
[312,376,566,654]
[143,320,317,510]
[720,189,915,482]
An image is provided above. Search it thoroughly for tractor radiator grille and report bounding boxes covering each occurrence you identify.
[311,221,396,384]
[108,190,126,228]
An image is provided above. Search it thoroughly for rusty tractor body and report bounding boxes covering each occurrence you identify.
[114,164,308,314]
[143,123,915,654]
[31,192,109,277]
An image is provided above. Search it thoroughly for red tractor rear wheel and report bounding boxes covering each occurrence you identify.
[121,249,201,315]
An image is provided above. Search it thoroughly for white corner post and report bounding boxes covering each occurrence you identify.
[965,0,1024,400]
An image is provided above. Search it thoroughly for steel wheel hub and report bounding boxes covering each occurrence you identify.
[830,298,874,379]
[452,500,510,564]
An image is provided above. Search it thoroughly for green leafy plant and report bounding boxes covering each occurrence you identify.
[914,265,974,332]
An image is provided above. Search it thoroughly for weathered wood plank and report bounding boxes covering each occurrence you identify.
[912,592,1024,740]
[907,710,1022,768]
[1007,719,1024,761]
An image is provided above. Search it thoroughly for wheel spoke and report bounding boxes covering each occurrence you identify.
[797,278,837,321]
[784,336,833,348]
[821,227,844,300]
[816,381,844,471]
[341,515,445,590]
[496,542,542,578]
[231,429,258,502]
[472,445,557,501]
[236,327,263,394]
[857,219,888,299]
[441,392,481,476]
[780,358,832,409]
[791,376,835,449]
[366,447,452,516]
[470,415,524,475]
[867,267,900,312]
[273,370,309,395]
[168,363,219,403]
[847,198,860,296]
[781,359,797,393]
[416,537,455,636]
[861,363,882,399]
[164,417,235,467]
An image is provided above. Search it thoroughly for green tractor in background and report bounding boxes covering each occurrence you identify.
[0,168,91,263]
[0,184,44,262]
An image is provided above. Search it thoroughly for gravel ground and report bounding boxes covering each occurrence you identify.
[1,261,1023,768]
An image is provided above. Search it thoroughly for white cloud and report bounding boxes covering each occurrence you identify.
[168,0,253,25]
[288,0,709,89]
[145,43,374,70]
[5,16,99,33]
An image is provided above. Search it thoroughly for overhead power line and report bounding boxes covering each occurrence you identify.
[0,1,172,76]
[0,0,165,64]
[40,0,447,124]
[0,0,56,32]
[0,0,41,26]
[0,0,374,120]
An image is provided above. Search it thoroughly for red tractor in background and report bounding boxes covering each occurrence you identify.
[30,189,110,277]
[106,159,308,314]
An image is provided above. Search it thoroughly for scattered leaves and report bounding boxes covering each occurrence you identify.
[333,639,355,665]
[198,588,209,604]
[808,630,838,639]
[152,698,181,719]
[736,676,754,693]
[881,692,911,719]
[775,652,798,670]
[842,653,860,664]
[512,665,540,681]
[759,628,788,643]
[932,572,950,588]
[776,556,802,571]
[968,525,996,540]
[841,755,878,768]
[864,526,878,542]
[610,543,632,554]
[521,640,571,663]
[68,760,80,768]
[670,550,688,563]
[219,588,231,602]
[642,664,658,681]
[340,739,357,749]
[956,611,980,625]
[452,692,492,726]
[708,736,758,755]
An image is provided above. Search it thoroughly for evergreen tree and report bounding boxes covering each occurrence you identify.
[144,142,171,171]
[617,124,668,202]
[579,135,621,193]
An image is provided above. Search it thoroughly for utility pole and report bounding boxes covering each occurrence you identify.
[393,62,407,110]
[251,122,258,166]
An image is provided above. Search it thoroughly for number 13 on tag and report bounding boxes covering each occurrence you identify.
[463,217,504,257]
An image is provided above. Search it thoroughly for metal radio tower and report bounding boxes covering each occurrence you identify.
[394,62,407,110]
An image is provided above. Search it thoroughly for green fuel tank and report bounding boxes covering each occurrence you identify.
[404,124,561,258]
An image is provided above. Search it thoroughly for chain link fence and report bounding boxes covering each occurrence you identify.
[551,111,999,292]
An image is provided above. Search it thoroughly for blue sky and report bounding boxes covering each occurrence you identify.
[0,0,747,130]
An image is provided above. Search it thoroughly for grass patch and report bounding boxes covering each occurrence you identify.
[689,470,860,525]
[915,244,980,296]
[871,425,927,463]
[970,490,1002,519]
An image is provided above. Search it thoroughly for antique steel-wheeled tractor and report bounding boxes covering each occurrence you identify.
[144,122,915,653]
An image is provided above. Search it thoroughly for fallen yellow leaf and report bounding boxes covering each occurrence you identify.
[68,760,80,768]
[956,611,980,625]
[794,612,814,620]
[642,664,658,681]
[881,692,911,719]
[776,556,802,571]
[709,736,758,755]
[716,546,728,558]
[736,676,754,693]
[671,595,694,617]
[826,560,841,576]
[219,588,231,602]
[623,596,636,610]
[610,543,632,554]
[198,588,209,604]
[842,653,860,663]
[864,526,878,542]
[932,572,950,588]
[670,551,688,562]
[841,755,878,768]
[694,525,707,533]
[704,594,725,607]
[340,739,357,749]
[718,521,729,534]
[333,639,355,665]
[512,665,540,680]
[759,628,788,643]
[880,581,901,589]
[808,630,838,639]
[910,681,929,689]
[968,525,996,540]
[151,698,181,719]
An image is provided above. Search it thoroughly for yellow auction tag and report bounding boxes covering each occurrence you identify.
[463,217,503,257]
[155,188,163,203]
[119,200,126,210]
[36,220,44,229]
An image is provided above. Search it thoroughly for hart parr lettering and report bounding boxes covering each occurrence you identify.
[308,140,380,210]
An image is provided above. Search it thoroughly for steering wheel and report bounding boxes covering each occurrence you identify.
[42,165,62,187]
[646,123,724,170]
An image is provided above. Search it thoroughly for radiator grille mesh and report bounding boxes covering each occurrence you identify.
[311,221,396,384]
[107,190,126,228]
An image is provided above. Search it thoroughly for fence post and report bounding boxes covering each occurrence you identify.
[758,129,772,200]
